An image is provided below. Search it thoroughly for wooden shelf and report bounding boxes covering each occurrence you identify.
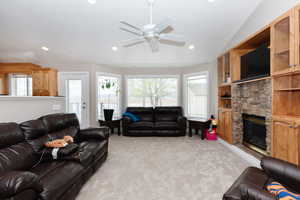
[234,77,271,85]
[218,107,232,112]
[219,83,232,87]
[274,88,300,91]
[275,48,289,55]
[272,114,300,121]
[220,97,232,100]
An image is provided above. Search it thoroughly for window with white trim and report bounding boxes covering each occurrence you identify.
[185,72,208,119]
[126,76,179,107]
[10,74,32,96]
[97,74,121,120]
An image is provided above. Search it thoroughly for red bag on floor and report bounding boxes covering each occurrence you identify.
[206,128,217,140]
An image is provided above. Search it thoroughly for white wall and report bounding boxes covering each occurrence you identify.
[224,0,300,50]
[0,96,65,123]
[44,63,218,126]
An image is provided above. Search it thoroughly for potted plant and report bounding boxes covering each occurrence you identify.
[100,79,118,121]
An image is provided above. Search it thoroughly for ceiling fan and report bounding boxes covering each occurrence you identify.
[119,0,186,53]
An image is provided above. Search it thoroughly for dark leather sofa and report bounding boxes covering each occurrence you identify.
[123,106,187,137]
[223,157,300,200]
[0,113,109,200]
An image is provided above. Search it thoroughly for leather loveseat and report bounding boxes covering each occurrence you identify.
[0,113,109,200]
[122,106,187,137]
[223,157,300,200]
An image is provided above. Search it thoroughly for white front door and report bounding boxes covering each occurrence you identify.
[59,72,89,128]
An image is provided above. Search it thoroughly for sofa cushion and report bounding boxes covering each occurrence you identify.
[31,161,84,200]
[21,119,78,153]
[39,113,80,134]
[0,123,24,148]
[0,143,37,173]
[126,107,154,122]
[79,140,108,157]
[154,122,179,130]
[154,107,183,122]
[223,167,270,200]
[128,122,154,130]
[0,123,37,173]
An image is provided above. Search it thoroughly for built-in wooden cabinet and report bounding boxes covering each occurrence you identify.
[271,10,295,76]
[272,116,300,165]
[0,74,9,95]
[218,52,232,86]
[218,108,233,144]
[218,3,300,165]
[272,73,300,118]
[271,6,300,76]
[218,85,231,109]
[295,5,300,73]
[32,69,58,96]
[0,63,58,96]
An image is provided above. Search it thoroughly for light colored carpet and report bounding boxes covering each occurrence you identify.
[76,135,251,200]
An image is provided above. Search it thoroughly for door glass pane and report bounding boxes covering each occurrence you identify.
[273,17,290,73]
[67,80,82,122]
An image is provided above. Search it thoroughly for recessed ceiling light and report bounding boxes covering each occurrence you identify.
[41,46,49,51]
[188,45,195,50]
[88,0,96,4]
[208,0,215,2]
[112,46,118,51]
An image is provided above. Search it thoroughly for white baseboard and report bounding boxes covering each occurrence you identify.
[218,138,261,168]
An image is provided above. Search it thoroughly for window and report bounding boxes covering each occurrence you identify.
[126,76,179,107]
[97,74,121,120]
[10,74,32,96]
[185,72,209,119]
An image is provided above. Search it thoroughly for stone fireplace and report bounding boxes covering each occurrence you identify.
[232,79,272,154]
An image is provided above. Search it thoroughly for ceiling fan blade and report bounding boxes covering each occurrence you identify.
[159,34,185,44]
[120,27,143,36]
[149,38,159,52]
[120,37,146,47]
[120,21,142,32]
[154,17,173,33]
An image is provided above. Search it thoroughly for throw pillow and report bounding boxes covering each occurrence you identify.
[267,182,300,200]
[123,112,140,122]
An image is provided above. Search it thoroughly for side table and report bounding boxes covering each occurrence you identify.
[98,119,121,136]
[188,118,211,140]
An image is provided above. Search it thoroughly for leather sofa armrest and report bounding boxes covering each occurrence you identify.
[0,171,43,199]
[261,157,300,191]
[177,116,187,126]
[122,117,132,135]
[240,183,276,200]
[122,117,132,125]
[79,127,109,141]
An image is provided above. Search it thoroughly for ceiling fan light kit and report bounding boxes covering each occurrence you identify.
[119,0,186,53]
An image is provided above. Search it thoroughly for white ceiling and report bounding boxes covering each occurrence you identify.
[0,0,263,67]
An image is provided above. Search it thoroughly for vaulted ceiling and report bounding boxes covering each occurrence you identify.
[0,0,263,67]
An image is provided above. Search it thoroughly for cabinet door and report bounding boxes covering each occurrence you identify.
[224,111,233,144]
[0,74,8,95]
[272,119,298,165]
[218,110,225,140]
[32,71,49,96]
[295,5,300,72]
[271,9,295,76]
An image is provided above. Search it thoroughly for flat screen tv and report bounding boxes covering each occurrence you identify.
[240,43,270,81]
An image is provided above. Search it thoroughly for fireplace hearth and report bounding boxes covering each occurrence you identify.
[242,114,267,155]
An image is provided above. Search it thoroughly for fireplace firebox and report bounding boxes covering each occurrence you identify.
[242,114,267,155]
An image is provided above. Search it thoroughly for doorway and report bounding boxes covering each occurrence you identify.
[59,72,89,128]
